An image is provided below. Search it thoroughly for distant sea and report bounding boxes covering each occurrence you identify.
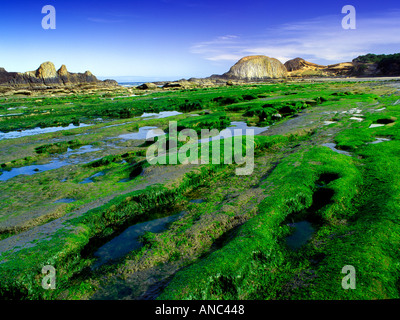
[118,82,147,87]
[98,76,174,87]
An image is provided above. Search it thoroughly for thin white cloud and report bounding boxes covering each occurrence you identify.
[206,54,244,61]
[191,10,400,65]
[190,35,246,62]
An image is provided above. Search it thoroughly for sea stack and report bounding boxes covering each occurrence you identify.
[223,55,287,80]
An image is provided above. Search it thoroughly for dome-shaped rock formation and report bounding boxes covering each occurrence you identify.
[223,55,287,80]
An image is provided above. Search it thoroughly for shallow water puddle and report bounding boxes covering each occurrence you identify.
[369,118,396,128]
[0,145,102,182]
[0,160,70,181]
[284,175,335,251]
[0,113,24,117]
[103,121,135,129]
[53,198,76,204]
[189,199,205,204]
[349,117,364,122]
[286,221,315,250]
[92,211,185,268]
[0,123,91,140]
[322,143,351,156]
[140,111,182,119]
[349,108,363,114]
[369,124,385,128]
[79,171,105,184]
[341,108,362,115]
[198,122,269,143]
[65,145,102,156]
[369,137,392,144]
[220,121,269,137]
[118,127,166,140]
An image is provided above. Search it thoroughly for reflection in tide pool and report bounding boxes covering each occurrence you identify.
[53,198,76,204]
[79,171,105,184]
[189,199,205,204]
[0,161,69,181]
[92,212,185,268]
[286,221,315,250]
[322,143,351,156]
[0,123,92,140]
[141,111,182,119]
[118,127,165,140]
[0,145,101,182]
[369,137,391,144]
[198,122,269,143]
[65,145,101,155]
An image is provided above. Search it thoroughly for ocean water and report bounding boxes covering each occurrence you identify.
[118,82,164,88]
[118,82,146,87]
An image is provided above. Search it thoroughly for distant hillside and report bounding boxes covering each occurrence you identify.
[352,53,400,76]
[284,57,353,77]
[284,57,325,72]
[155,52,400,90]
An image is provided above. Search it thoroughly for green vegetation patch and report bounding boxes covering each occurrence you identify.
[0,163,225,300]
[35,139,85,154]
[176,112,231,133]
[160,146,361,299]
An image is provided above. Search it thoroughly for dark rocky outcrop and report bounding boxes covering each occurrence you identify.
[0,62,117,89]
[351,53,400,77]
[162,80,193,89]
[137,82,158,90]
[102,79,119,86]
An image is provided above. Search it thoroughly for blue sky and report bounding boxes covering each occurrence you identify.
[0,0,399,81]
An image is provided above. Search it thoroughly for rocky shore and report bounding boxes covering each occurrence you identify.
[2,53,400,96]
[0,62,120,96]
[139,54,400,91]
